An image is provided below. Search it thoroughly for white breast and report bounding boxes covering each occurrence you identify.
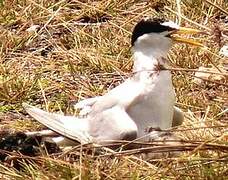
[126,71,175,138]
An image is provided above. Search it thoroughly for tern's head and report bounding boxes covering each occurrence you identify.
[131,18,203,56]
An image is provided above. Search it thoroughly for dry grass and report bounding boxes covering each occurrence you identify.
[0,0,227,179]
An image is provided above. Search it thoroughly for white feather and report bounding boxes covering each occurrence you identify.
[23,30,183,145]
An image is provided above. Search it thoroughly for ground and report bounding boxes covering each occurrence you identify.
[0,0,227,179]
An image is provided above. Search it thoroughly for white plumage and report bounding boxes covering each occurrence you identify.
[23,18,203,145]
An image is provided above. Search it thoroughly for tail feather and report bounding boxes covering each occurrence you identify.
[22,103,92,144]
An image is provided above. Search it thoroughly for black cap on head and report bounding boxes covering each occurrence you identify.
[131,18,177,46]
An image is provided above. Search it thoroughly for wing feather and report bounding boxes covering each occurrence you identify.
[23,103,92,144]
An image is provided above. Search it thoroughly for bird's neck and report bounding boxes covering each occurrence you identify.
[132,47,169,72]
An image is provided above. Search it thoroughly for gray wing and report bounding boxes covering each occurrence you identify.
[74,97,184,127]
[23,103,91,144]
[87,106,138,143]
[89,79,144,115]
[23,103,138,144]
[74,78,142,115]
[23,78,144,144]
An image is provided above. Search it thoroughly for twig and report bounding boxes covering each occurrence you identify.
[176,0,182,24]
[38,79,48,110]
[95,143,228,158]
[188,74,228,87]
[168,125,228,132]
[176,158,228,171]
[131,67,228,87]
[205,0,228,15]
[166,67,227,76]
[165,7,211,31]
[149,156,228,163]
[133,67,227,76]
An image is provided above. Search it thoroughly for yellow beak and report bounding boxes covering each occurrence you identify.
[170,27,204,47]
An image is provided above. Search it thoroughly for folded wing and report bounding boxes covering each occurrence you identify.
[23,102,138,144]
[23,103,91,144]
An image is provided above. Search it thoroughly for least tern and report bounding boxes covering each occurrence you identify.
[23,18,203,145]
